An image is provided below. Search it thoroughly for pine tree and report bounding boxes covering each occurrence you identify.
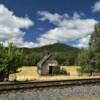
[89,23,100,52]
[78,23,100,75]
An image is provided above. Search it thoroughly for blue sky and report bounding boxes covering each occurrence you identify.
[0,0,100,48]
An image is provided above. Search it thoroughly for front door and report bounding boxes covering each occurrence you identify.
[49,66,53,75]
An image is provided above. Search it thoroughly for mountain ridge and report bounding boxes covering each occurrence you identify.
[22,43,80,65]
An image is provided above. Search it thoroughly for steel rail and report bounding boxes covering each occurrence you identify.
[0,77,100,91]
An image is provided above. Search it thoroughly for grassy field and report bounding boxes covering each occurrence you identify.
[9,66,100,81]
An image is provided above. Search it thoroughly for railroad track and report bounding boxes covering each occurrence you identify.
[0,78,100,91]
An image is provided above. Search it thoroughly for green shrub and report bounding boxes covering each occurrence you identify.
[59,68,70,75]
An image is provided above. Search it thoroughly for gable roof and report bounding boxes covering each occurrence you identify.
[37,54,54,69]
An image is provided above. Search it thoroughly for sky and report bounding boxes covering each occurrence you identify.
[0,0,100,48]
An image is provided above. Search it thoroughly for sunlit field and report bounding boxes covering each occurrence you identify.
[9,66,100,81]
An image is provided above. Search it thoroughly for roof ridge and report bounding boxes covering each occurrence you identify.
[37,54,52,68]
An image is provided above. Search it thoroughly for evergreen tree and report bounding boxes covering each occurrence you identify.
[78,23,100,75]
[89,23,100,52]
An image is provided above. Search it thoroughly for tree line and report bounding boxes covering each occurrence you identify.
[22,43,79,66]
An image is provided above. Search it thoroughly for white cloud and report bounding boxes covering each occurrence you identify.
[37,11,62,25]
[36,11,97,48]
[74,35,91,48]
[0,4,97,48]
[92,1,100,12]
[0,4,34,48]
[72,12,81,19]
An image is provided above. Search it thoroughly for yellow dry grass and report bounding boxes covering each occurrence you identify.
[9,66,100,81]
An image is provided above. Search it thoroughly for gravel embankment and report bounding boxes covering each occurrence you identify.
[0,84,100,100]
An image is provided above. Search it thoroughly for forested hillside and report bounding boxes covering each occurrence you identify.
[22,43,80,66]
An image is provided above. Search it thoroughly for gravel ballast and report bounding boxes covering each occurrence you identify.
[0,84,100,100]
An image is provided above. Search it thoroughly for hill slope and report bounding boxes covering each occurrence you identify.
[32,43,78,52]
[22,43,80,66]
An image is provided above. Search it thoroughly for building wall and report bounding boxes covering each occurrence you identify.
[38,56,60,75]
[41,63,49,75]
[41,62,60,75]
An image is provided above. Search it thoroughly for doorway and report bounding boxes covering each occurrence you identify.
[49,66,53,75]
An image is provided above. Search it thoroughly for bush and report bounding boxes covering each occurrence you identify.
[59,68,70,75]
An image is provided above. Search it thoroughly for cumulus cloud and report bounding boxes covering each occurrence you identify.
[0,4,34,48]
[74,35,91,48]
[0,4,97,48]
[92,1,100,12]
[36,11,97,48]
